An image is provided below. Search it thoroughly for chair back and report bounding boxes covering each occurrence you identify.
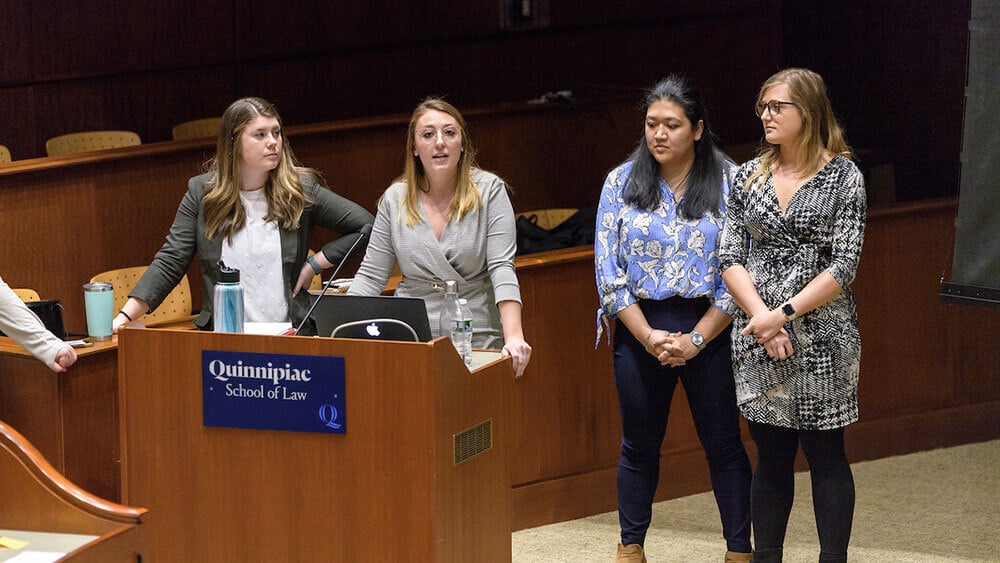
[12,288,41,302]
[516,208,579,230]
[0,144,10,163]
[308,250,324,291]
[45,131,141,157]
[89,267,192,326]
[172,117,221,141]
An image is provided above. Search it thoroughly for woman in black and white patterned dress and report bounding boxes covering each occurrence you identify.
[719,68,866,563]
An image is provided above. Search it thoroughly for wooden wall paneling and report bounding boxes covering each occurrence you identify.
[231,10,780,144]
[26,0,234,81]
[0,355,65,472]
[946,301,1000,401]
[233,1,497,57]
[289,118,405,208]
[29,69,238,158]
[781,0,970,201]
[0,339,121,503]
[26,1,123,81]
[287,102,637,216]
[0,1,32,85]
[0,85,39,162]
[473,103,637,212]
[510,249,618,485]
[124,67,240,143]
[0,148,209,333]
[546,0,773,27]
[59,349,122,502]
[853,202,960,418]
[31,80,126,157]
[3,1,782,160]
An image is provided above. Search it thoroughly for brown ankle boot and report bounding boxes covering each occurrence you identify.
[725,551,752,562]
[616,543,647,562]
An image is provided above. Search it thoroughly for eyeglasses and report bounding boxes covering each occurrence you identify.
[755,100,797,117]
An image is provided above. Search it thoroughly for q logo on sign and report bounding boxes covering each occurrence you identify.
[318,404,342,430]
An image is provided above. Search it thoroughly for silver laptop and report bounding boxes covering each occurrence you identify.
[309,295,434,342]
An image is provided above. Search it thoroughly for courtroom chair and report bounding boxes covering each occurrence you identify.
[0,144,11,163]
[307,249,388,294]
[89,266,192,326]
[516,208,579,230]
[172,117,222,141]
[308,249,325,291]
[45,130,141,157]
[12,288,41,302]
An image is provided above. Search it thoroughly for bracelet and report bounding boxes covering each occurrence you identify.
[645,328,655,345]
[307,254,322,275]
[119,310,133,321]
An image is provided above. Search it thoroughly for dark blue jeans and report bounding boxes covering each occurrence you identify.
[614,297,752,551]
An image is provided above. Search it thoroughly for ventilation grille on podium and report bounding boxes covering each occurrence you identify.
[453,419,493,465]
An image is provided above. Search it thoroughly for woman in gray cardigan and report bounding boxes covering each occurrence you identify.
[113,97,373,334]
[348,98,532,377]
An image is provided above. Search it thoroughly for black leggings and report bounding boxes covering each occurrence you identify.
[747,421,855,562]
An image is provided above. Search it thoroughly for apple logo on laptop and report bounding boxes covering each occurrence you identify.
[365,322,381,337]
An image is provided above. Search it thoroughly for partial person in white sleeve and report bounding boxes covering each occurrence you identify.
[348,98,531,378]
[0,276,76,372]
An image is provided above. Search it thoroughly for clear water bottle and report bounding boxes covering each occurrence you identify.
[458,298,473,367]
[213,261,244,333]
[438,280,466,360]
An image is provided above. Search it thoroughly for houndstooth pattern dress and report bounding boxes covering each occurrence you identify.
[719,155,866,430]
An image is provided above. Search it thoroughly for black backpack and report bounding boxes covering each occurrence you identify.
[516,205,597,255]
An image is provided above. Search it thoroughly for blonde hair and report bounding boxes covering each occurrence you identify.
[396,98,481,227]
[745,68,852,191]
[202,97,317,242]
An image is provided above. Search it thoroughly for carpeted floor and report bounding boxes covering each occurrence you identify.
[512,440,1000,562]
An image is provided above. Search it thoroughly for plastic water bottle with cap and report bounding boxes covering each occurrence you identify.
[213,261,244,333]
[458,298,473,367]
[438,280,466,361]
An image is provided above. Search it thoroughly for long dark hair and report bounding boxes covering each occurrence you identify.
[624,75,727,219]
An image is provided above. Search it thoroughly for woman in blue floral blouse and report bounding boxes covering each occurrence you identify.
[596,76,752,563]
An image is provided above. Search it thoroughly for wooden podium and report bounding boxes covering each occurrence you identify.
[117,328,512,561]
[0,420,145,562]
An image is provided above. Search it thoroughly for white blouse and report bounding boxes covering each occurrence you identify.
[220,188,288,322]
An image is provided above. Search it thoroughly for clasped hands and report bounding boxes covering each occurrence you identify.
[740,308,795,360]
[645,330,699,367]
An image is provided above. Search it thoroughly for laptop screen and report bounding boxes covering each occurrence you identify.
[309,295,434,342]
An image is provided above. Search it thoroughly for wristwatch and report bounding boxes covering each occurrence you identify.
[781,302,797,321]
[690,331,705,350]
